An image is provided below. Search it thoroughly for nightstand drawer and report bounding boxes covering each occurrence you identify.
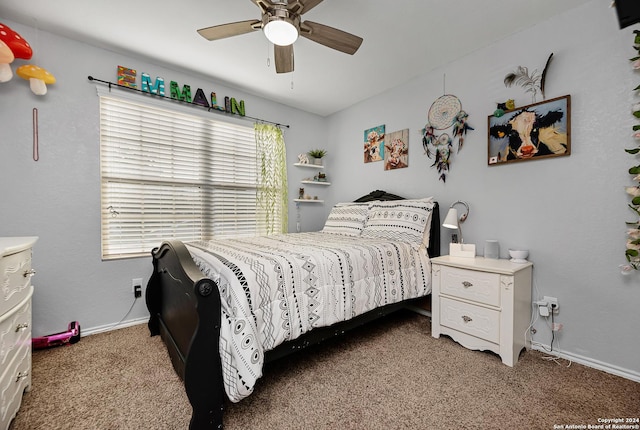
[440,297,500,344]
[440,266,500,307]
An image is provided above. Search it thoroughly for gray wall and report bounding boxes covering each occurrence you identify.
[323,0,640,380]
[1,0,639,382]
[0,19,326,336]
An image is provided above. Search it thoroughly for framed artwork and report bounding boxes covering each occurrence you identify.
[384,129,409,170]
[488,94,571,165]
[364,125,385,163]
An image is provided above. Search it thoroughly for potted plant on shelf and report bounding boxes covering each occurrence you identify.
[307,149,327,165]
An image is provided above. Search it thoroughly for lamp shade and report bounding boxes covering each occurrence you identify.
[442,208,459,230]
[264,19,298,46]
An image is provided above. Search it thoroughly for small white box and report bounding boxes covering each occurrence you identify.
[449,243,476,258]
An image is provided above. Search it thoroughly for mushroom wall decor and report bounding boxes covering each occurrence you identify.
[0,23,32,61]
[17,65,56,95]
[0,41,14,82]
[0,22,56,96]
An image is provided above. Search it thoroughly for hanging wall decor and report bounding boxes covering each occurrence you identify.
[364,124,385,163]
[384,129,409,170]
[504,53,554,104]
[622,30,640,274]
[487,95,570,165]
[421,94,474,182]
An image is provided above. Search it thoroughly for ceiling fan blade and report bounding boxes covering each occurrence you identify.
[197,20,261,41]
[288,0,323,15]
[300,21,362,55]
[299,0,323,14]
[274,44,294,74]
[250,0,273,14]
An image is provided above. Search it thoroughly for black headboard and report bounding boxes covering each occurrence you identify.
[353,190,441,258]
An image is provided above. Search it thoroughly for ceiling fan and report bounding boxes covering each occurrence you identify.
[197,0,363,74]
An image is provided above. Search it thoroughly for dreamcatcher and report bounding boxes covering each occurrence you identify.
[421,94,474,182]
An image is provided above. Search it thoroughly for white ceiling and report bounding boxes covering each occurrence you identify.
[0,0,594,116]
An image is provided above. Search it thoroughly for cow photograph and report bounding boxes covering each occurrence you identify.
[488,95,570,165]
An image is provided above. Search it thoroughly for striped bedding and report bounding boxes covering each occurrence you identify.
[186,232,432,402]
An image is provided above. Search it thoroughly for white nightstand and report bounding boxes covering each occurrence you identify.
[430,255,532,366]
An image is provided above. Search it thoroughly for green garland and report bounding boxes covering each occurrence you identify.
[623,30,640,273]
[255,123,288,235]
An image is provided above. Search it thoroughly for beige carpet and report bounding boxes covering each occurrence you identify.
[9,311,640,430]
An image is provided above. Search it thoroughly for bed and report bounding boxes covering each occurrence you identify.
[146,190,440,429]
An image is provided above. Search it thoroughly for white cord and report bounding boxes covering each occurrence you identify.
[526,270,572,367]
[102,297,138,333]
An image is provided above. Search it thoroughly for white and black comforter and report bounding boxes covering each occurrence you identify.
[186,232,432,402]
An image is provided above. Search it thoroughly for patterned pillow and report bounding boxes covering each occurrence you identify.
[322,202,371,236]
[361,199,435,248]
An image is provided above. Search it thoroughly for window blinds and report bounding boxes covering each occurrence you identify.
[99,94,261,259]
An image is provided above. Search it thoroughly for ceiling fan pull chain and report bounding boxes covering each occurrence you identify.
[266,41,271,67]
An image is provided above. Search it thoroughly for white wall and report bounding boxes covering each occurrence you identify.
[324,0,640,380]
[0,19,326,336]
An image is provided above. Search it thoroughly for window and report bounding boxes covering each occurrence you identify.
[99,91,286,259]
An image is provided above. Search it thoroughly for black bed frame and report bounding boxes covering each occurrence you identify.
[146,190,440,429]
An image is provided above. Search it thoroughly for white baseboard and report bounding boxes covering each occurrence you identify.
[80,316,149,337]
[531,343,640,383]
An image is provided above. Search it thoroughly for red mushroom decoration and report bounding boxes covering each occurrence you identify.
[0,40,14,82]
[0,23,32,60]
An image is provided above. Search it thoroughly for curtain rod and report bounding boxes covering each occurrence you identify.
[87,76,290,129]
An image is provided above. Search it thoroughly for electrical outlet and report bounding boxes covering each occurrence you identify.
[543,296,559,313]
[132,278,143,298]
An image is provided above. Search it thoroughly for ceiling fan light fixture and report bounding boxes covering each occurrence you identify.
[264,17,298,46]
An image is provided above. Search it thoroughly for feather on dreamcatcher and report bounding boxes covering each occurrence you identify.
[421,94,474,182]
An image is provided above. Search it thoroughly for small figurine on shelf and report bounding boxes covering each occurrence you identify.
[299,187,304,199]
[317,172,326,182]
[297,153,309,164]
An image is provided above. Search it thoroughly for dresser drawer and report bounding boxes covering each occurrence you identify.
[440,265,500,306]
[0,287,32,370]
[0,340,31,429]
[0,249,34,317]
[439,297,500,344]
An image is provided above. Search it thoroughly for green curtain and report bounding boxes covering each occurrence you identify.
[255,123,288,235]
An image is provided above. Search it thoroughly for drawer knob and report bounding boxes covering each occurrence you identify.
[16,371,29,383]
[462,281,473,288]
[462,315,473,323]
[15,323,29,332]
[23,269,36,278]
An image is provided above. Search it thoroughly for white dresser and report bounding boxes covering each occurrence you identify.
[0,237,37,430]
[431,255,532,366]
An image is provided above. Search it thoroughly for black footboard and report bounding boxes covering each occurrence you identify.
[146,241,225,429]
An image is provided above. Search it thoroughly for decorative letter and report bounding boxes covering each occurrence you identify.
[141,73,165,96]
[192,88,210,108]
[224,96,231,113]
[210,92,224,111]
[170,81,192,102]
[117,66,137,88]
[230,98,246,116]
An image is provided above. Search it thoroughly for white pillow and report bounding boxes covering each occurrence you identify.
[361,199,435,248]
[322,202,371,236]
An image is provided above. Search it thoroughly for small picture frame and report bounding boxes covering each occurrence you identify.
[488,95,571,165]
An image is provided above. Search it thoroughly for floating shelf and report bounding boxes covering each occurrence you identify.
[301,180,331,186]
[294,163,324,169]
[294,199,324,203]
